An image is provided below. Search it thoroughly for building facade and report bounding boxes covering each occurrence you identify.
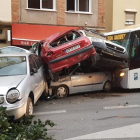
[0,0,11,48]
[105,0,140,32]
[11,0,105,48]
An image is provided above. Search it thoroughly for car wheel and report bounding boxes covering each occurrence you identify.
[103,81,112,92]
[55,85,69,99]
[26,97,33,116]
[48,68,59,82]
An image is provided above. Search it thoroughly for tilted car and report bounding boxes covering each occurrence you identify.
[0,46,30,54]
[49,64,112,98]
[78,30,129,70]
[0,53,48,120]
[32,29,96,81]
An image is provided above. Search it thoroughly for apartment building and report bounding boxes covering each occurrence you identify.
[11,0,105,48]
[0,0,11,48]
[105,0,140,32]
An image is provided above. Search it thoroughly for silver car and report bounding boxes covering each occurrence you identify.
[0,46,30,54]
[0,53,48,120]
[50,65,112,98]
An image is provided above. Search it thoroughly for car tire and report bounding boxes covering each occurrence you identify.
[48,68,59,82]
[26,97,33,116]
[103,81,112,92]
[55,85,69,99]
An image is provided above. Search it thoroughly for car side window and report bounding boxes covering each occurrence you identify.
[31,55,43,70]
[29,56,37,72]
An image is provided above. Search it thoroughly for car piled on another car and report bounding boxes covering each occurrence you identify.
[31,29,97,81]
[0,53,48,120]
[78,29,129,71]
[49,64,112,98]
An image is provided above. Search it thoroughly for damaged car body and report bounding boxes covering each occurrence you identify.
[31,29,96,81]
[0,53,48,120]
[49,64,112,98]
[78,29,129,72]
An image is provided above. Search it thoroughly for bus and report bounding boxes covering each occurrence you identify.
[104,25,140,89]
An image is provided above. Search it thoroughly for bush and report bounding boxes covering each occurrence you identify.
[0,107,55,140]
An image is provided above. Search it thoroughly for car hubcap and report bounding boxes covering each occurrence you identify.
[105,82,111,91]
[29,102,33,115]
[57,87,66,97]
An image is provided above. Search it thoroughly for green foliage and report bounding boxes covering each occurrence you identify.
[0,107,55,140]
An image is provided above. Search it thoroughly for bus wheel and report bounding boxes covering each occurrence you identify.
[103,81,112,92]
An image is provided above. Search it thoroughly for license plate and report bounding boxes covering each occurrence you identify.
[65,45,80,53]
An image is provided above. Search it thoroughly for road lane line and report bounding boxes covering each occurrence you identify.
[65,123,140,140]
[33,110,66,116]
[104,104,140,109]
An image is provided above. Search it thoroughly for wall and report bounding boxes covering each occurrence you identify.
[0,0,11,23]
[12,0,103,28]
[105,0,140,32]
[0,0,11,48]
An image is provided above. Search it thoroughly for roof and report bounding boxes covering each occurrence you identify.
[104,25,140,36]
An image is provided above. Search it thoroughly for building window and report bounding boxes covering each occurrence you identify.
[66,0,91,13]
[0,29,2,34]
[125,12,135,25]
[28,0,56,10]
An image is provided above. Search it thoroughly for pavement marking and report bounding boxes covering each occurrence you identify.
[33,110,66,116]
[65,123,140,140]
[104,104,140,109]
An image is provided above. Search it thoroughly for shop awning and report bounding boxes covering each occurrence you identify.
[12,23,78,46]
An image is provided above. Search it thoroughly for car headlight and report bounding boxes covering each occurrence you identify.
[0,96,4,104]
[6,89,20,103]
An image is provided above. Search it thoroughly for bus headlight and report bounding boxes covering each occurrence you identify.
[120,72,125,77]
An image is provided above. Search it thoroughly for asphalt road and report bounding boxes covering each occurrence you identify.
[33,88,140,140]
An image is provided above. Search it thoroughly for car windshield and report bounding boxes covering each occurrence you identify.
[106,32,131,52]
[0,56,27,76]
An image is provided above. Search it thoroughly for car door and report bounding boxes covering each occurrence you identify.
[29,55,44,103]
[71,67,93,93]
[92,72,105,91]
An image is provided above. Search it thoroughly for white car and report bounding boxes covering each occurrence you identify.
[0,53,48,120]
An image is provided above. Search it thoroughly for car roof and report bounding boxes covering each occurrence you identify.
[0,53,32,57]
[0,46,30,53]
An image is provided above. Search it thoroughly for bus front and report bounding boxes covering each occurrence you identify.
[105,29,140,89]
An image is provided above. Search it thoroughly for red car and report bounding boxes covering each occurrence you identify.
[32,29,96,81]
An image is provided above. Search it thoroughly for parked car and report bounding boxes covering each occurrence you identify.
[0,53,48,120]
[78,30,129,70]
[32,29,96,81]
[0,46,30,54]
[49,64,112,98]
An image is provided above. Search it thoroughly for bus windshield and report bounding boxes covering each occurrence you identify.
[106,32,131,52]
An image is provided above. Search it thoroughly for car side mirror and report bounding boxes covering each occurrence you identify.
[134,35,139,48]
[31,68,38,75]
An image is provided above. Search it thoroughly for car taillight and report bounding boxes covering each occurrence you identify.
[46,52,53,57]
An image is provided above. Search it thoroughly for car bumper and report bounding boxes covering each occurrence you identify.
[6,102,27,120]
